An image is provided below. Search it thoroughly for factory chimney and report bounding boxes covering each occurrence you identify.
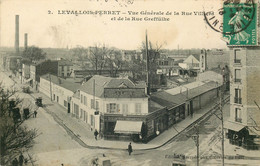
[24,33,28,49]
[15,15,19,53]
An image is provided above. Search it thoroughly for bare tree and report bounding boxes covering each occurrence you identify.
[105,49,126,77]
[0,83,38,165]
[88,44,111,75]
[70,46,89,68]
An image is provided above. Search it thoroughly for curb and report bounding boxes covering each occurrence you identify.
[8,74,230,151]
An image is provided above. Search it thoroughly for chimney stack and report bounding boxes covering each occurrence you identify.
[24,33,28,49]
[15,15,19,53]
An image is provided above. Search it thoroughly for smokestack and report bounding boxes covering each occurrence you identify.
[15,15,19,53]
[24,33,28,49]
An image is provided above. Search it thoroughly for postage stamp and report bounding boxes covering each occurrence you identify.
[204,0,258,46]
[223,1,258,46]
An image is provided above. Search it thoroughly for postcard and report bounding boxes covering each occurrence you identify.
[0,0,260,165]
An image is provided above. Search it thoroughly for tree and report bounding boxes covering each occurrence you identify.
[70,46,89,68]
[105,49,126,77]
[21,46,46,63]
[0,83,38,165]
[141,41,165,88]
[88,44,110,75]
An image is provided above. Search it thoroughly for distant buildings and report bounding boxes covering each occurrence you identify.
[178,50,207,76]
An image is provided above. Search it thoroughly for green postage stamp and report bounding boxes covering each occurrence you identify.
[223,1,258,46]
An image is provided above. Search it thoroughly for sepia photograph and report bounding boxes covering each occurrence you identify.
[0,0,260,165]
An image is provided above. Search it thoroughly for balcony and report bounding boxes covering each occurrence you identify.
[235,118,242,123]
[234,79,241,83]
[234,97,242,104]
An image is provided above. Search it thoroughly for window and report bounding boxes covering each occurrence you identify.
[74,104,79,119]
[106,103,119,113]
[235,108,242,122]
[234,88,242,104]
[80,109,83,118]
[57,96,59,102]
[64,100,67,107]
[91,115,95,127]
[96,101,99,111]
[122,104,128,114]
[53,94,55,100]
[91,99,95,109]
[84,96,87,105]
[85,111,88,123]
[135,103,141,114]
[80,94,83,103]
[235,69,241,83]
[234,50,241,64]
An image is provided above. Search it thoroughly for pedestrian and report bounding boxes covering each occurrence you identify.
[94,129,99,140]
[128,142,133,155]
[12,158,19,166]
[33,110,37,118]
[19,153,24,166]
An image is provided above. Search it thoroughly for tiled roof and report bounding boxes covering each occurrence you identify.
[79,75,112,97]
[41,74,81,92]
[151,81,218,109]
[79,75,146,98]
[192,54,200,61]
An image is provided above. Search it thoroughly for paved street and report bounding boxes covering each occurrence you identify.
[1,69,260,166]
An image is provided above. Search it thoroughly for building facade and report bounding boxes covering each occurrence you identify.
[70,75,149,140]
[226,48,260,149]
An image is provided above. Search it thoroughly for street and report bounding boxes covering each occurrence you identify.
[1,69,260,166]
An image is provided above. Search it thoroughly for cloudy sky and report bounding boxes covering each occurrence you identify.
[0,0,227,50]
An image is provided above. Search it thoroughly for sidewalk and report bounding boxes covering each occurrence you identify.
[31,90,227,150]
[9,73,228,150]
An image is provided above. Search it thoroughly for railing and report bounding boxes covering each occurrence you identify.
[234,97,242,104]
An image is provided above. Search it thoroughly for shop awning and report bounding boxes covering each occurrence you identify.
[224,121,245,132]
[248,126,260,136]
[114,120,143,134]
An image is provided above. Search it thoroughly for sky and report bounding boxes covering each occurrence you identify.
[0,0,228,50]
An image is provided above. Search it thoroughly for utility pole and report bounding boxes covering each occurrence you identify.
[49,74,52,101]
[220,89,225,166]
[145,30,150,95]
[191,124,199,166]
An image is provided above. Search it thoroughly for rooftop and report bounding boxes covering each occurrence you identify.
[40,74,82,92]
[151,81,219,109]
[79,75,146,98]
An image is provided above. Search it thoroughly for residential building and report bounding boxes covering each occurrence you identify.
[29,60,58,88]
[70,75,149,141]
[178,50,207,76]
[58,59,73,78]
[225,48,260,149]
[39,74,81,112]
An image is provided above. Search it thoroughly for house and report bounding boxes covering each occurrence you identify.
[225,48,260,150]
[178,50,207,76]
[39,74,81,112]
[57,59,73,78]
[29,60,58,88]
[70,75,150,141]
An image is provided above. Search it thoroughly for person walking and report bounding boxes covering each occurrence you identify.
[94,129,99,140]
[128,142,133,155]
[19,153,24,166]
[33,110,37,118]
